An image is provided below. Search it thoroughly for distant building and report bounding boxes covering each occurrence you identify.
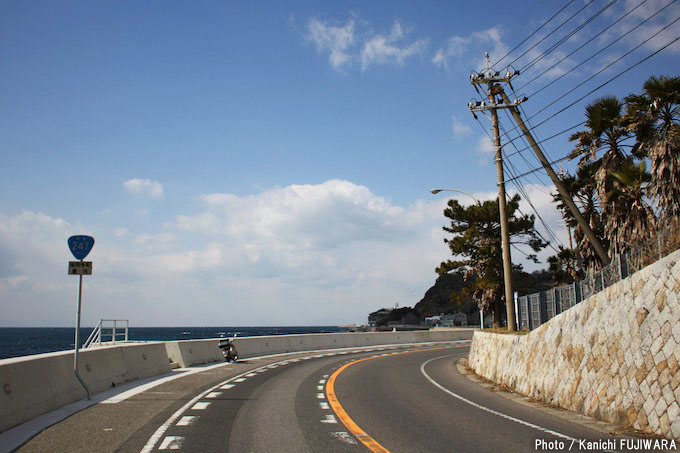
[426,312,467,327]
[368,308,393,327]
[424,315,441,326]
[388,312,420,326]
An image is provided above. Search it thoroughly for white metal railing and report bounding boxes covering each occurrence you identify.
[84,319,129,348]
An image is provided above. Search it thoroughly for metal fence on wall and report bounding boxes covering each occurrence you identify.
[516,227,678,331]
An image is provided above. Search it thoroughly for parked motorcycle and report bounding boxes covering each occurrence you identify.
[218,336,239,362]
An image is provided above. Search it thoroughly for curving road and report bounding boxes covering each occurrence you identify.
[16,341,619,452]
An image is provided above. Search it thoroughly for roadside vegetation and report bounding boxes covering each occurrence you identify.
[437,74,680,326]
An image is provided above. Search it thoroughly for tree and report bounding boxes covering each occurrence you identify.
[569,96,632,257]
[625,75,680,226]
[607,160,655,254]
[437,194,547,327]
[551,166,608,274]
[547,246,583,285]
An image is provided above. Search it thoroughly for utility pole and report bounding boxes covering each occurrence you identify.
[496,89,611,266]
[468,53,518,331]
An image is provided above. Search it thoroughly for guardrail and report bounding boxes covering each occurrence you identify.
[517,226,679,330]
[84,319,129,348]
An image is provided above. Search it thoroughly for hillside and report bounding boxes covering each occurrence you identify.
[414,269,554,318]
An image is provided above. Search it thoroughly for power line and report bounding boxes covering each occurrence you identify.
[525,4,680,122]
[506,0,597,69]
[515,0,652,93]
[493,1,679,144]
[526,30,680,132]
[504,154,573,184]
[519,0,619,74]
[503,155,563,251]
[473,112,563,253]
[495,23,680,146]
[493,0,576,70]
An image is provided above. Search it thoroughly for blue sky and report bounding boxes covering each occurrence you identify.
[1,1,679,326]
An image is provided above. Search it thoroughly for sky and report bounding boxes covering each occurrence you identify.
[1,0,679,327]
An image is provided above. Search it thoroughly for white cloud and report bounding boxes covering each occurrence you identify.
[305,18,356,70]
[0,180,569,326]
[360,21,427,70]
[609,0,680,54]
[303,17,426,72]
[433,26,509,70]
[122,178,165,199]
[476,135,494,166]
[452,115,473,137]
[0,181,454,326]
[172,179,421,250]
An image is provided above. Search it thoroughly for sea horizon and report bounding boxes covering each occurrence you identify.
[0,325,349,360]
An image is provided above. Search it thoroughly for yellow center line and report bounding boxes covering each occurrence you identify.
[325,345,467,452]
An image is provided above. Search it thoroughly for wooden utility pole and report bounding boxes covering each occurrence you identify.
[497,89,611,266]
[469,53,517,331]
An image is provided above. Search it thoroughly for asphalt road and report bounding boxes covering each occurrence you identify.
[15,341,622,452]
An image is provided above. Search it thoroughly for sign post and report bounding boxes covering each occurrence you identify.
[68,235,94,400]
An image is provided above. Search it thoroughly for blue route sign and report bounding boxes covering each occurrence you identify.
[68,235,95,260]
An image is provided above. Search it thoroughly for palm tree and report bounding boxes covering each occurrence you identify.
[569,96,632,260]
[608,160,655,254]
[625,75,680,226]
[548,246,584,285]
[553,166,608,274]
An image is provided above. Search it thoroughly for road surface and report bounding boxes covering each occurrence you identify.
[15,341,620,452]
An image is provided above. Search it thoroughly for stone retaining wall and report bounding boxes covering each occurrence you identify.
[468,249,680,440]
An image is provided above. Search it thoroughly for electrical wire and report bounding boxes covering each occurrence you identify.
[493,1,679,144]
[506,0,597,70]
[504,121,586,159]
[519,0,619,74]
[526,30,680,132]
[503,155,563,251]
[515,0,652,93]
[473,113,563,253]
[493,0,576,70]
[524,0,676,99]
[525,6,680,123]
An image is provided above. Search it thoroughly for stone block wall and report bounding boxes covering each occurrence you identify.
[468,249,680,440]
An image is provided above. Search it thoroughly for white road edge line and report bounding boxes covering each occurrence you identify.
[140,358,293,453]
[420,354,577,442]
[138,341,471,453]
[158,436,184,450]
[176,416,198,427]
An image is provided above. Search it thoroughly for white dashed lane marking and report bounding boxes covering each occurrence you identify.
[206,392,222,399]
[245,373,256,377]
[233,378,246,382]
[331,432,358,445]
[316,393,325,399]
[220,384,235,390]
[159,436,184,450]
[321,414,338,424]
[176,416,198,427]
[317,385,324,391]
[320,402,330,410]
[191,402,211,410]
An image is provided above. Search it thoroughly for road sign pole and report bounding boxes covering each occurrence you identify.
[74,270,90,400]
[68,235,94,401]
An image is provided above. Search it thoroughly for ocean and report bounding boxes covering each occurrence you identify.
[0,326,347,360]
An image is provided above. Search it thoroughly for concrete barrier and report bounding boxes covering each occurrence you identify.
[164,339,224,368]
[1,328,473,433]
[166,329,474,368]
[0,342,170,433]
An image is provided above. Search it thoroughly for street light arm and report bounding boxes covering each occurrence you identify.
[430,188,480,204]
